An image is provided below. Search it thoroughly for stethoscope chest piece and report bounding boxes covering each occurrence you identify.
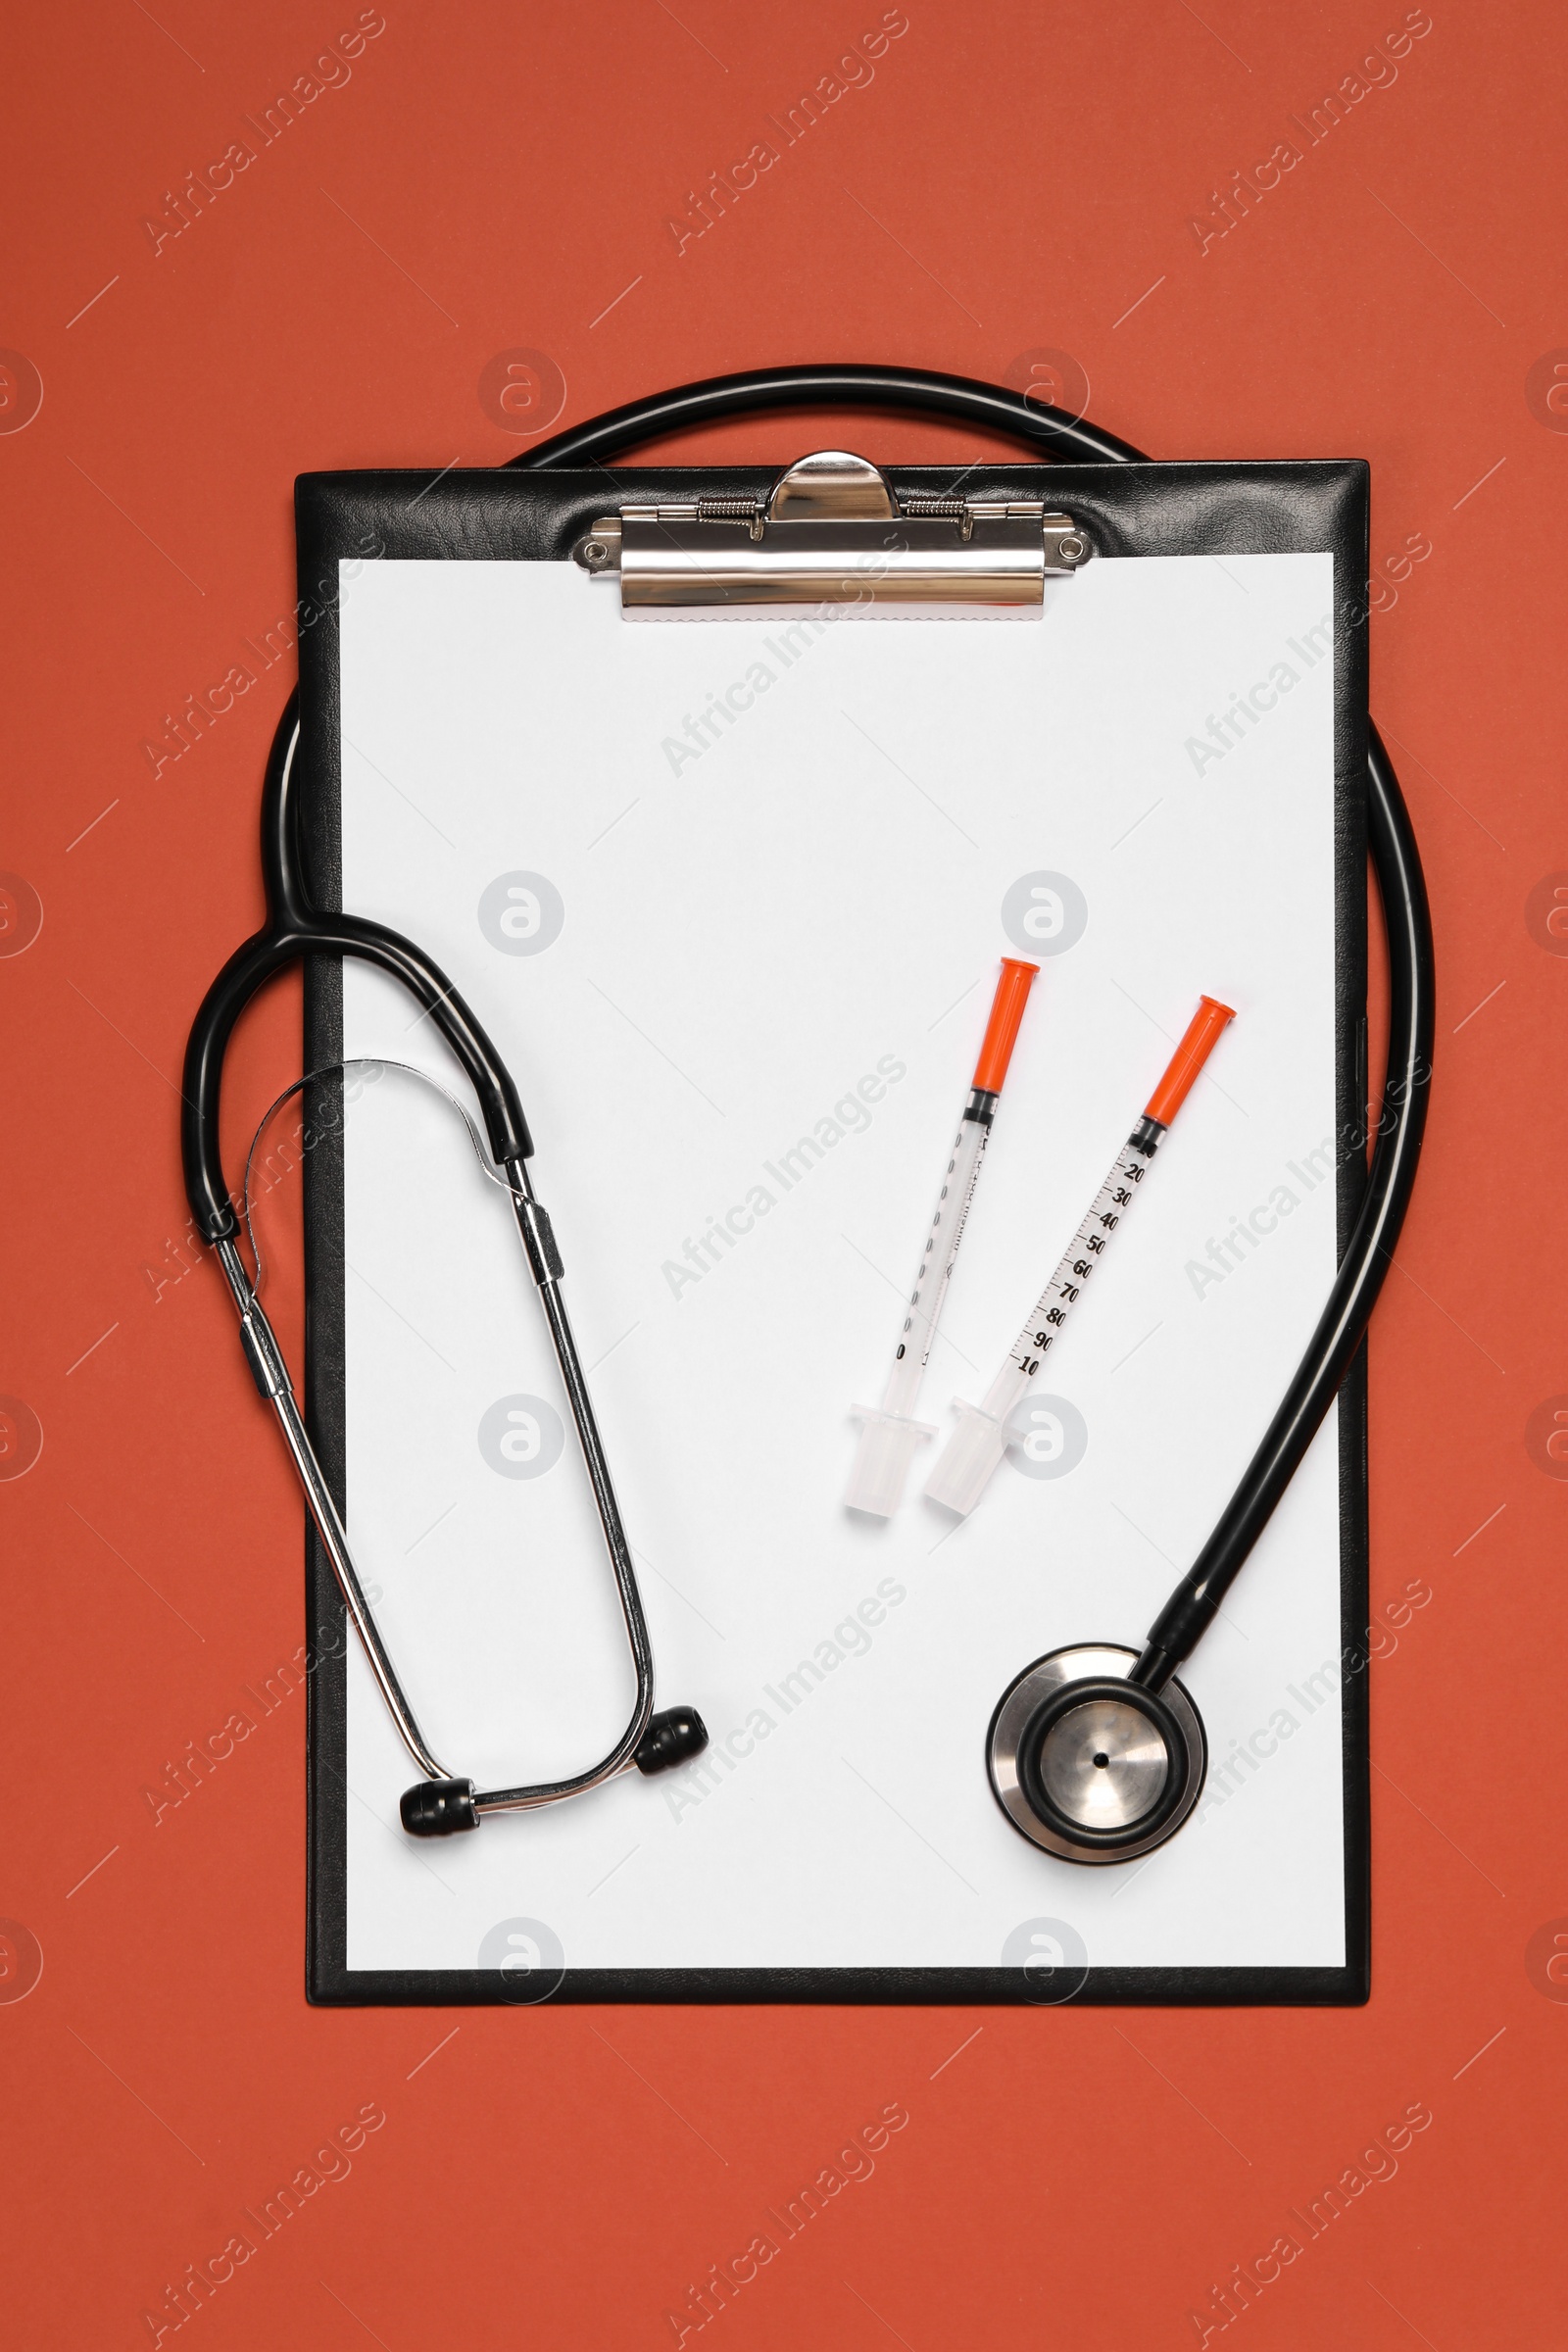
[988,1644,1206,1865]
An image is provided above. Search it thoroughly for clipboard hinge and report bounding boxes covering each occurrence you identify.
[574,450,1089,616]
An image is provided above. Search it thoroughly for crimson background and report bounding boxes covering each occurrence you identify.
[2,2,1564,2344]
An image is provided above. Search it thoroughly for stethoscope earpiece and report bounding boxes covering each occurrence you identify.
[400,1779,479,1838]
[988,1645,1206,1865]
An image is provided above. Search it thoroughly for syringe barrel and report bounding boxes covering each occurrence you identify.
[923,1125,1156,1514]
[992,1125,1161,1418]
[881,1107,989,1416]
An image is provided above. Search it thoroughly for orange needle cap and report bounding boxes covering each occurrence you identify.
[1144,996,1236,1126]
[971,957,1040,1094]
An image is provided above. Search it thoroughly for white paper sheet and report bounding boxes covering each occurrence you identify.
[332,549,1348,1979]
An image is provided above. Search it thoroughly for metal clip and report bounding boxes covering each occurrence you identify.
[573,450,1089,616]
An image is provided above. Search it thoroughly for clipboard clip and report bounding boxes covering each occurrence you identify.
[574,449,1090,616]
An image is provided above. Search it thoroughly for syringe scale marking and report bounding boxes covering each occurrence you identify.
[1007,1146,1151,1379]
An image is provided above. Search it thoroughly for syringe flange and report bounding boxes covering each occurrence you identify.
[922,1397,1011,1519]
[845,1404,939,1519]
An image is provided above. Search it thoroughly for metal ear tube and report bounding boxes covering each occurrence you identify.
[184,703,709,1837]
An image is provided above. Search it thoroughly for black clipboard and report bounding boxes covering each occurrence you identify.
[295,451,1371,2006]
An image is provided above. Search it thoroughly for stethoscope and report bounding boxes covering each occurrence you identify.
[185,365,1432,1862]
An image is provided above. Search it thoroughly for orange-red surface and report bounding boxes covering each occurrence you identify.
[2,3,1564,2344]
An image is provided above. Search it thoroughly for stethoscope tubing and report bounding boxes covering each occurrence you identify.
[1135,725,1431,1687]
[181,701,531,1247]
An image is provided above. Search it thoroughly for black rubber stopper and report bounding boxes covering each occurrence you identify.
[400,1778,480,1837]
[633,1706,710,1776]
[1015,1677,1191,1852]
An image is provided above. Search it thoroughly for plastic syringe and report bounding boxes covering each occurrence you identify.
[924,996,1235,1518]
[845,957,1040,1517]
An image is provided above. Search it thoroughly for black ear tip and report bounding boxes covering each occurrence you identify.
[634,1706,710,1776]
[400,1778,479,1836]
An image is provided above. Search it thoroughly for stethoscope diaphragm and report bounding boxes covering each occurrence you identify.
[988,1644,1206,1865]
